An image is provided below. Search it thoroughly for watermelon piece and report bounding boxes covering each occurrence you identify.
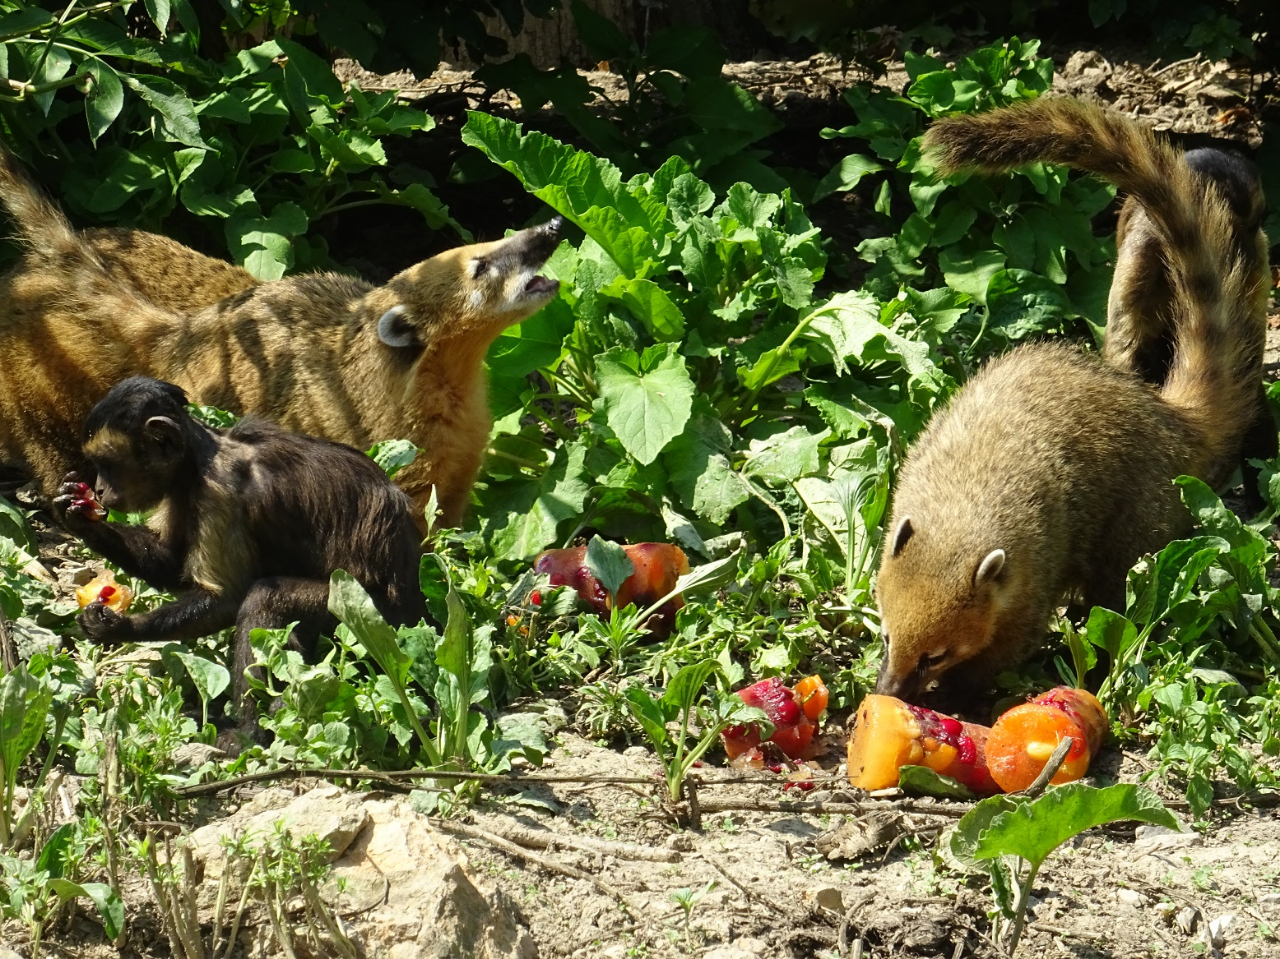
[846,694,999,795]
[985,687,1107,792]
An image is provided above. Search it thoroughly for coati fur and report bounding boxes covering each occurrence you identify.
[1105,146,1275,510]
[874,98,1267,703]
[0,144,562,531]
[57,376,424,740]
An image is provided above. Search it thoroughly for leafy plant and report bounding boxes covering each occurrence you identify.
[946,783,1178,953]
[625,659,766,804]
[0,664,51,847]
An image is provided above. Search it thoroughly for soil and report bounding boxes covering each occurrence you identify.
[5,38,1280,959]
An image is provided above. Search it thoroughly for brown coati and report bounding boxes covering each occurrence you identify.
[57,376,424,742]
[0,145,562,532]
[1105,146,1275,510]
[874,98,1267,703]
[0,146,257,311]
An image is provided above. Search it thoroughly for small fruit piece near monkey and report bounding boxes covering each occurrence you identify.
[67,480,108,521]
[75,569,134,614]
[846,695,999,795]
[721,675,827,763]
[532,542,690,634]
[985,687,1107,792]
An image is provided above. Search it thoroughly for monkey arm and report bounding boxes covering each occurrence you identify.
[67,520,189,592]
[79,588,241,645]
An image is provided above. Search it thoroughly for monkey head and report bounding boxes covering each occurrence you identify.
[78,376,199,513]
[873,514,1009,702]
[367,216,564,354]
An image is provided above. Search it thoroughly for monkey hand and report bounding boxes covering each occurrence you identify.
[55,473,108,523]
[78,602,132,645]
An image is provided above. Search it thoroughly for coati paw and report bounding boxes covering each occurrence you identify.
[78,602,129,643]
[55,473,107,522]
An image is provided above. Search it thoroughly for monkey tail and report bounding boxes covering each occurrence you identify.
[0,142,82,259]
[923,97,1265,480]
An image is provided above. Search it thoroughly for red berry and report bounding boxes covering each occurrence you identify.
[957,735,977,766]
[530,590,542,606]
[939,717,963,741]
[98,586,116,602]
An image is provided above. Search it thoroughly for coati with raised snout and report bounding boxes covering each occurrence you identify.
[874,98,1268,703]
[0,144,562,531]
[1105,145,1275,511]
[58,376,424,740]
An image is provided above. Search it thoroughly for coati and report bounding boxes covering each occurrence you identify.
[0,144,562,531]
[57,376,424,738]
[0,146,257,311]
[1105,146,1275,510]
[874,98,1267,702]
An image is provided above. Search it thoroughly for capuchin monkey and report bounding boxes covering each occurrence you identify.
[56,377,425,743]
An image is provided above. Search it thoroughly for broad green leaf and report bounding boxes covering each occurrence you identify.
[939,247,1005,304]
[585,536,634,600]
[985,270,1072,340]
[625,686,670,749]
[898,764,976,801]
[37,823,77,879]
[595,345,695,466]
[0,666,51,799]
[49,880,125,939]
[947,793,1018,869]
[174,651,230,704]
[123,75,205,148]
[666,173,715,221]
[621,278,685,340]
[661,659,721,715]
[142,0,170,33]
[329,570,409,684]
[83,62,124,143]
[814,154,883,201]
[1083,607,1136,660]
[971,783,1179,869]
[665,414,749,525]
[670,550,743,597]
[487,438,590,560]
[368,439,420,479]
[742,426,825,483]
[0,8,54,39]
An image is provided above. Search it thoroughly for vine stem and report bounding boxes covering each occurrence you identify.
[1004,858,1041,955]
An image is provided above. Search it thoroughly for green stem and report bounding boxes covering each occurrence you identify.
[527,404,573,441]
[725,303,838,421]
[316,197,387,219]
[1005,858,1041,955]
[485,447,547,472]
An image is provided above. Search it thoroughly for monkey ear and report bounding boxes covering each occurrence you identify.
[377,306,420,349]
[890,516,914,557]
[974,548,1006,587]
[144,415,183,453]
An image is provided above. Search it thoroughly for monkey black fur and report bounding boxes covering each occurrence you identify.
[56,376,425,741]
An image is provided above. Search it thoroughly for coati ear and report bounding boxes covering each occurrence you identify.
[890,516,914,557]
[974,548,1006,587]
[469,256,489,279]
[377,306,420,349]
[144,415,183,454]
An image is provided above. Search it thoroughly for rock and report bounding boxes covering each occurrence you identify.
[1204,914,1235,950]
[1260,893,1280,906]
[1135,824,1201,851]
[172,742,226,769]
[1117,888,1144,907]
[622,745,648,758]
[666,832,696,852]
[1176,905,1199,936]
[804,885,844,915]
[189,785,370,879]
[337,799,537,959]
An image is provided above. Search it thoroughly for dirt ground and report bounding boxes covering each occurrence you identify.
[5,40,1280,959]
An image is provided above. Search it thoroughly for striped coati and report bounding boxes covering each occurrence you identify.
[874,99,1267,703]
[1105,146,1275,510]
[0,145,562,531]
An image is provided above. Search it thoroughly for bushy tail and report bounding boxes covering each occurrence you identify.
[0,142,82,259]
[923,97,1266,477]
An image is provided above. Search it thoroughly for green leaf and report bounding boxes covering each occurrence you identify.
[743,426,824,483]
[660,659,721,716]
[585,535,634,600]
[939,247,1005,304]
[123,75,205,148]
[985,269,1072,340]
[621,278,685,340]
[0,665,51,801]
[962,783,1178,871]
[814,154,883,201]
[83,62,124,143]
[625,686,670,749]
[37,823,77,879]
[1084,607,1137,660]
[898,764,976,801]
[368,439,420,479]
[665,414,749,525]
[49,880,125,939]
[487,438,591,560]
[670,549,743,597]
[142,0,170,33]
[0,8,54,40]
[595,344,695,466]
[173,651,230,704]
[226,202,309,280]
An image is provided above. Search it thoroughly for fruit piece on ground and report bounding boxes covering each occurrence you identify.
[794,674,829,722]
[75,570,134,613]
[531,543,689,635]
[985,686,1108,791]
[722,676,820,761]
[847,694,999,795]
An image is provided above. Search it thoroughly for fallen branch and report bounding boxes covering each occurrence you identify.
[431,819,640,917]
[701,855,799,919]
[697,797,971,818]
[484,822,681,863]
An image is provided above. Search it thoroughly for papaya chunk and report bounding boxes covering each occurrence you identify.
[985,687,1107,792]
